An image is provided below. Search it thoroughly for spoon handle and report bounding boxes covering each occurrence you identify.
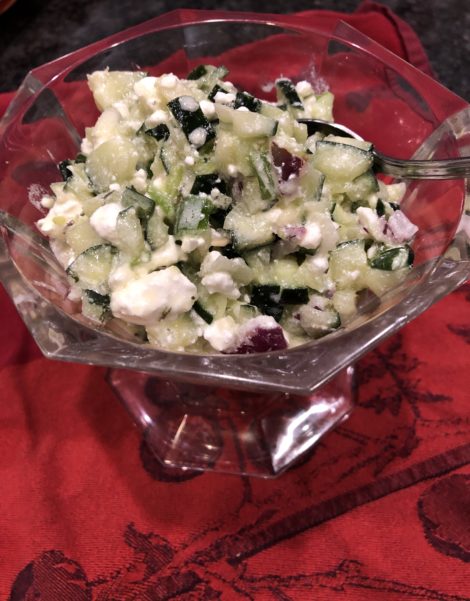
[374,152,470,180]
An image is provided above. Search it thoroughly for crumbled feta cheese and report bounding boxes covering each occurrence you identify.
[214,91,236,105]
[188,127,207,147]
[160,73,177,89]
[199,99,216,119]
[134,76,158,99]
[201,272,240,299]
[108,262,136,290]
[80,138,93,155]
[40,195,54,209]
[356,206,389,243]
[110,266,197,325]
[386,182,406,204]
[179,96,199,112]
[295,80,314,97]
[37,198,83,237]
[147,236,184,269]
[308,254,329,272]
[184,155,195,166]
[236,106,249,112]
[181,236,206,253]
[131,168,148,193]
[203,316,239,352]
[89,202,122,244]
[109,183,121,192]
[300,222,322,249]
[227,164,238,177]
[210,229,231,247]
[146,109,167,128]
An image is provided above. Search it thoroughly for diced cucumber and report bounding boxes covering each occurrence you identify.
[313,141,373,181]
[361,265,410,297]
[213,129,253,176]
[250,152,277,202]
[187,64,229,92]
[168,96,215,148]
[87,70,146,111]
[208,83,230,102]
[58,159,74,182]
[260,102,285,120]
[86,137,138,192]
[195,289,228,321]
[275,78,303,109]
[369,245,414,270]
[145,207,169,250]
[298,161,324,202]
[82,289,110,323]
[250,285,283,321]
[192,300,214,324]
[121,187,155,221]
[234,91,261,112]
[228,302,259,323]
[64,163,94,199]
[148,187,176,221]
[323,135,372,152]
[279,288,309,304]
[237,177,272,214]
[145,123,170,141]
[231,110,278,139]
[297,303,341,338]
[343,170,379,202]
[146,313,199,351]
[65,217,105,255]
[190,173,227,196]
[332,202,358,226]
[115,206,145,259]
[175,195,213,235]
[329,240,368,289]
[332,289,357,319]
[66,244,117,294]
[224,207,275,251]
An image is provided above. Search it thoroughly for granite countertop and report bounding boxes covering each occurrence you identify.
[0,0,468,100]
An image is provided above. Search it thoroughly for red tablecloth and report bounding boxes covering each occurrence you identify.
[1,2,469,599]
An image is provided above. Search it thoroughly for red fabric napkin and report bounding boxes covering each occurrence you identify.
[1,3,469,600]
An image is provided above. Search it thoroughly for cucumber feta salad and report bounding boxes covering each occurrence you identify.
[37,65,418,354]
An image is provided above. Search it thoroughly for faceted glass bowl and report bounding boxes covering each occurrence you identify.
[0,10,469,476]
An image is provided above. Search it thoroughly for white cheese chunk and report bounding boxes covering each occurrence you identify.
[295,80,314,97]
[131,168,148,193]
[356,206,389,243]
[199,99,216,119]
[146,109,167,128]
[201,272,240,299]
[214,91,236,105]
[110,266,197,325]
[89,202,122,244]
[147,235,184,270]
[203,316,239,351]
[188,127,207,147]
[37,198,83,237]
[300,222,322,249]
[133,76,158,99]
[160,73,177,89]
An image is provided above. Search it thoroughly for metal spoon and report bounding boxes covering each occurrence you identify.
[298,118,470,180]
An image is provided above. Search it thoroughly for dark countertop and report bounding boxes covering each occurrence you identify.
[0,0,468,100]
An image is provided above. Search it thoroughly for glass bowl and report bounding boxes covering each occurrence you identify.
[0,10,469,477]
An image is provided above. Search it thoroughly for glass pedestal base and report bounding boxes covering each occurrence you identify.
[108,367,355,478]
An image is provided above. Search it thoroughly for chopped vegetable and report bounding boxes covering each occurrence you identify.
[37,67,416,354]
